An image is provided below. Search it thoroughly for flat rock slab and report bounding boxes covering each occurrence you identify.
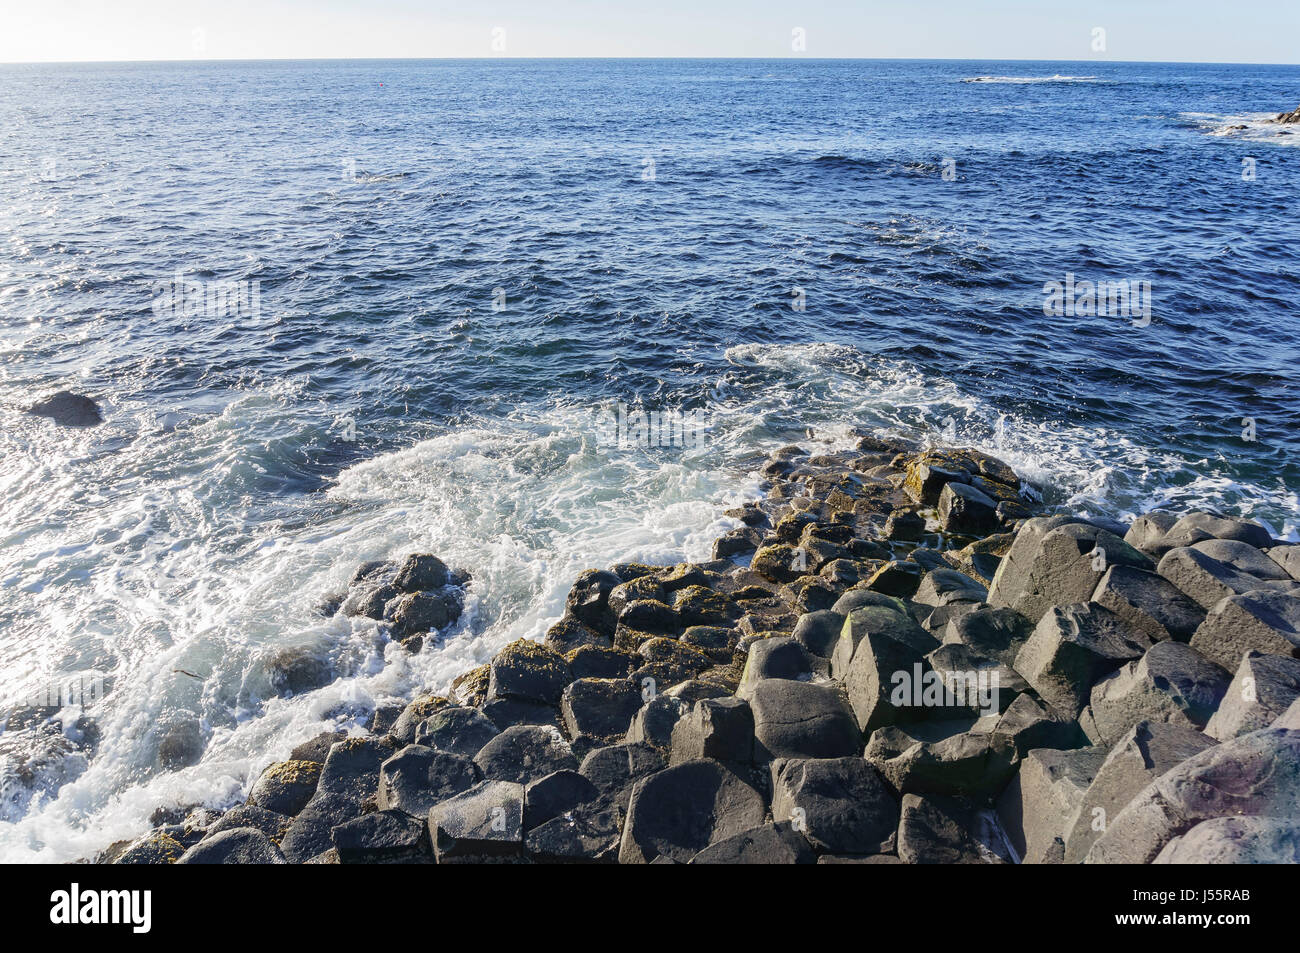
[377,744,481,817]
[751,678,860,760]
[473,724,578,786]
[428,780,525,860]
[579,742,665,809]
[524,800,623,863]
[618,759,767,864]
[332,809,430,863]
[413,705,500,758]
[279,793,362,863]
[1091,565,1205,644]
[177,827,285,864]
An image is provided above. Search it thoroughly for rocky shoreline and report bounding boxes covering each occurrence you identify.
[98,431,1300,864]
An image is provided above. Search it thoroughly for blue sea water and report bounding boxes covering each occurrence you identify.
[0,58,1298,860]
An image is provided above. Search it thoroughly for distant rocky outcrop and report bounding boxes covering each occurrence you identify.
[26,391,103,427]
[1272,104,1300,124]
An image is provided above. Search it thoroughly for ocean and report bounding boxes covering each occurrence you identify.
[1,58,1297,861]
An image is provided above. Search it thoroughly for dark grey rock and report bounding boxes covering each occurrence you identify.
[618,759,767,864]
[26,391,103,427]
[690,821,816,864]
[318,736,396,800]
[670,696,754,765]
[1064,720,1215,864]
[288,730,346,764]
[751,678,860,760]
[428,780,524,860]
[389,590,459,636]
[1205,651,1300,741]
[246,759,322,816]
[770,756,898,854]
[279,793,363,863]
[393,553,450,592]
[578,742,664,808]
[1123,511,1179,557]
[473,724,577,786]
[565,569,623,635]
[204,804,290,843]
[177,827,285,864]
[865,719,1016,797]
[1013,602,1152,718]
[560,678,643,747]
[376,744,480,816]
[523,769,598,831]
[1087,641,1230,745]
[942,606,1034,669]
[413,705,500,758]
[736,637,813,698]
[390,696,453,745]
[487,639,572,705]
[1091,564,1206,644]
[1188,589,1300,672]
[897,793,1014,864]
[833,604,936,679]
[478,697,563,731]
[524,799,623,863]
[914,569,988,608]
[938,481,999,535]
[332,809,430,863]
[1166,512,1273,550]
[1157,546,1275,610]
[621,693,685,750]
[988,519,1152,626]
[995,746,1107,864]
[792,610,846,658]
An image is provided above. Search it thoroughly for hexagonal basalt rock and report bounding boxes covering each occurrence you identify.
[750,679,860,761]
[487,639,573,705]
[770,756,898,855]
[247,759,322,816]
[618,759,767,864]
[473,725,578,786]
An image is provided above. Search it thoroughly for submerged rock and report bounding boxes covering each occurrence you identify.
[26,391,103,427]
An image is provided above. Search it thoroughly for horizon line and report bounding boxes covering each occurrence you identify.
[4,55,1300,68]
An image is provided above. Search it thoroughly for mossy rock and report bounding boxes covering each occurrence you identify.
[452,664,491,705]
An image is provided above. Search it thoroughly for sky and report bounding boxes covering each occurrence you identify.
[2,0,1298,65]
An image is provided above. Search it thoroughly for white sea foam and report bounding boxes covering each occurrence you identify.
[962,75,1101,84]
[1183,111,1300,146]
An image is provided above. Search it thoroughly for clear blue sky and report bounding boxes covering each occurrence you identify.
[5,0,1299,64]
